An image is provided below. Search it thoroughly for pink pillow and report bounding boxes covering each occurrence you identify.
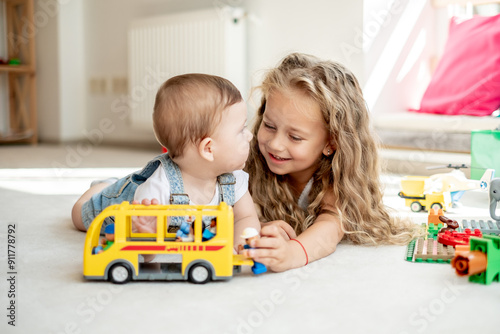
[413,14,500,116]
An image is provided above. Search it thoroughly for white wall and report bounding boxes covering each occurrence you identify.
[84,0,224,145]
[59,0,86,141]
[245,0,364,110]
[29,0,500,144]
[246,0,364,88]
[35,0,61,142]
[35,0,86,142]
[33,0,364,145]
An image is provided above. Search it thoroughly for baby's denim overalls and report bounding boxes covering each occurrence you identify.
[81,153,236,232]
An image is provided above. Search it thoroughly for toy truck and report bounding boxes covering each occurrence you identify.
[83,201,254,284]
[398,176,452,212]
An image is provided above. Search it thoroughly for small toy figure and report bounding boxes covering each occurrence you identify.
[176,217,194,242]
[92,224,115,254]
[202,217,217,241]
[239,227,267,275]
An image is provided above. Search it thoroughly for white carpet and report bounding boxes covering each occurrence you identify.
[0,145,498,334]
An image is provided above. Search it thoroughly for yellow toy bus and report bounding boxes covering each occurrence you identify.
[83,201,254,284]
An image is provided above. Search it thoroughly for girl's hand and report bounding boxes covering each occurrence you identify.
[261,220,296,240]
[131,198,159,233]
[248,225,300,272]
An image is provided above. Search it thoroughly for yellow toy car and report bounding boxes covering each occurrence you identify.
[83,201,254,284]
[398,176,452,212]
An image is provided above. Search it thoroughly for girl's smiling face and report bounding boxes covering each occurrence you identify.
[257,88,331,187]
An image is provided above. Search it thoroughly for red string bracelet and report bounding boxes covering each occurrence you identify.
[291,239,308,266]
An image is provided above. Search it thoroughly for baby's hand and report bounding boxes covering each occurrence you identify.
[246,225,294,272]
[261,220,296,240]
[131,198,159,233]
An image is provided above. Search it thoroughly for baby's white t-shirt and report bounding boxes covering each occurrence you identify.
[134,167,249,205]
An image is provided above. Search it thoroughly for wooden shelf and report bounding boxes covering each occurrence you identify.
[0,0,37,145]
[0,65,35,73]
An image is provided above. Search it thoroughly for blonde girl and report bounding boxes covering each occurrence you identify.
[245,53,420,272]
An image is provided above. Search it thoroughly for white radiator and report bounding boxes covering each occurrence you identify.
[128,7,246,129]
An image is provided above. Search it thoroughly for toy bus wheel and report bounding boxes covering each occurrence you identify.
[410,201,423,212]
[430,203,442,210]
[109,263,131,284]
[188,263,211,284]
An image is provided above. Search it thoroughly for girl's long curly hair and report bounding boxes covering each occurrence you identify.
[246,53,421,245]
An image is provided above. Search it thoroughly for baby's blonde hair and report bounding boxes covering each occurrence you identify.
[246,53,421,245]
[153,73,242,158]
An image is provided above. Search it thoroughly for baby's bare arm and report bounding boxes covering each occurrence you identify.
[71,182,111,231]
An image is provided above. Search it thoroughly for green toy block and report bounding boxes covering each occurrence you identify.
[468,235,500,285]
[406,239,416,262]
[427,223,444,238]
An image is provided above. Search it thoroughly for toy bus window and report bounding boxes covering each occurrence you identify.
[170,215,195,242]
[169,215,217,242]
[202,216,217,241]
[92,220,116,254]
[129,214,158,242]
